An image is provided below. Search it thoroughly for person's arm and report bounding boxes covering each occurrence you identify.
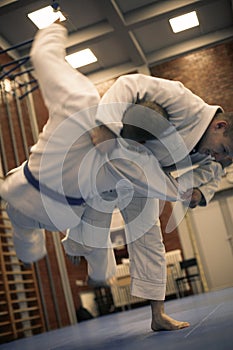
[179,159,224,208]
[108,143,185,202]
[95,74,171,136]
[90,102,170,152]
[90,125,117,153]
[92,74,183,149]
[94,74,217,137]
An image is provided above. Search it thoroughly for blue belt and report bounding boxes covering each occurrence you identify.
[23,161,85,206]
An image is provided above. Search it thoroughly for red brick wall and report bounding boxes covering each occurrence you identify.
[150,40,233,111]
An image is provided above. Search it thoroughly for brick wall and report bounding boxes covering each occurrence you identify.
[150,40,233,111]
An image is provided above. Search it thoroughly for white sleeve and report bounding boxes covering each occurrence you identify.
[109,141,185,202]
[193,161,224,205]
[30,23,99,113]
[95,73,209,136]
[177,159,224,206]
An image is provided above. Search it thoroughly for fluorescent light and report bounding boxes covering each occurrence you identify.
[27,5,66,29]
[169,11,199,33]
[65,49,97,68]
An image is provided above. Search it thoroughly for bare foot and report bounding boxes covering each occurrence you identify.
[151,313,190,331]
[151,300,190,331]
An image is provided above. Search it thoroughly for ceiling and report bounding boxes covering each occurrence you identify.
[0,0,233,84]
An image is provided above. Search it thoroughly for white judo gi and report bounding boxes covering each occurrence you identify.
[90,74,224,298]
[0,23,224,301]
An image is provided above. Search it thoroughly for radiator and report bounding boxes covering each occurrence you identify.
[165,249,183,296]
[165,249,189,296]
[111,250,187,307]
[111,262,144,308]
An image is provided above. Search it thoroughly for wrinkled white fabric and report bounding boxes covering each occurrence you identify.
[0,24,224,300]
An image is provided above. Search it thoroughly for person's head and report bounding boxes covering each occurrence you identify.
[121,101,168,142]
[197,111,233,161]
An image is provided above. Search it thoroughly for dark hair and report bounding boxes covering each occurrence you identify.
[121,101,169,141]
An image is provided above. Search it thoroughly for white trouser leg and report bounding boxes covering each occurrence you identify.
[62,232,117,282]
[6,204,47,263]
[86,244,116,281]
[121,197,166,300]
[62,199,117,282]
[12,225,47,264]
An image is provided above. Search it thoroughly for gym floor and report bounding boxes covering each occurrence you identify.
[1,287,233,350]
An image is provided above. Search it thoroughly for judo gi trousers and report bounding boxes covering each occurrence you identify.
[6,194,167,301]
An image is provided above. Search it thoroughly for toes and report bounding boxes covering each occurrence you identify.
[178,321,190,329]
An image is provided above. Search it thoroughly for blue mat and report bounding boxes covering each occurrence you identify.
[1,288,233,350]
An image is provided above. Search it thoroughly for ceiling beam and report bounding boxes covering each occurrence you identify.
[65,0,223,54]
[147,27,233,66]
[99,0,147,66]
[125,0,214,29]
[67,21,113,49]
[0,0,18,7]
[0,35,20,60]
[88,25,233,84]
[0,0,35,14]
[88,62,137,84]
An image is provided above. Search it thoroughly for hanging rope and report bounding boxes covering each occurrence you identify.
[0,39,33,55]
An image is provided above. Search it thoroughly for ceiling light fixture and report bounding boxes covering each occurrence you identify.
[65,49,97,68]
[27,5,66,29]
[169,11,199,33]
